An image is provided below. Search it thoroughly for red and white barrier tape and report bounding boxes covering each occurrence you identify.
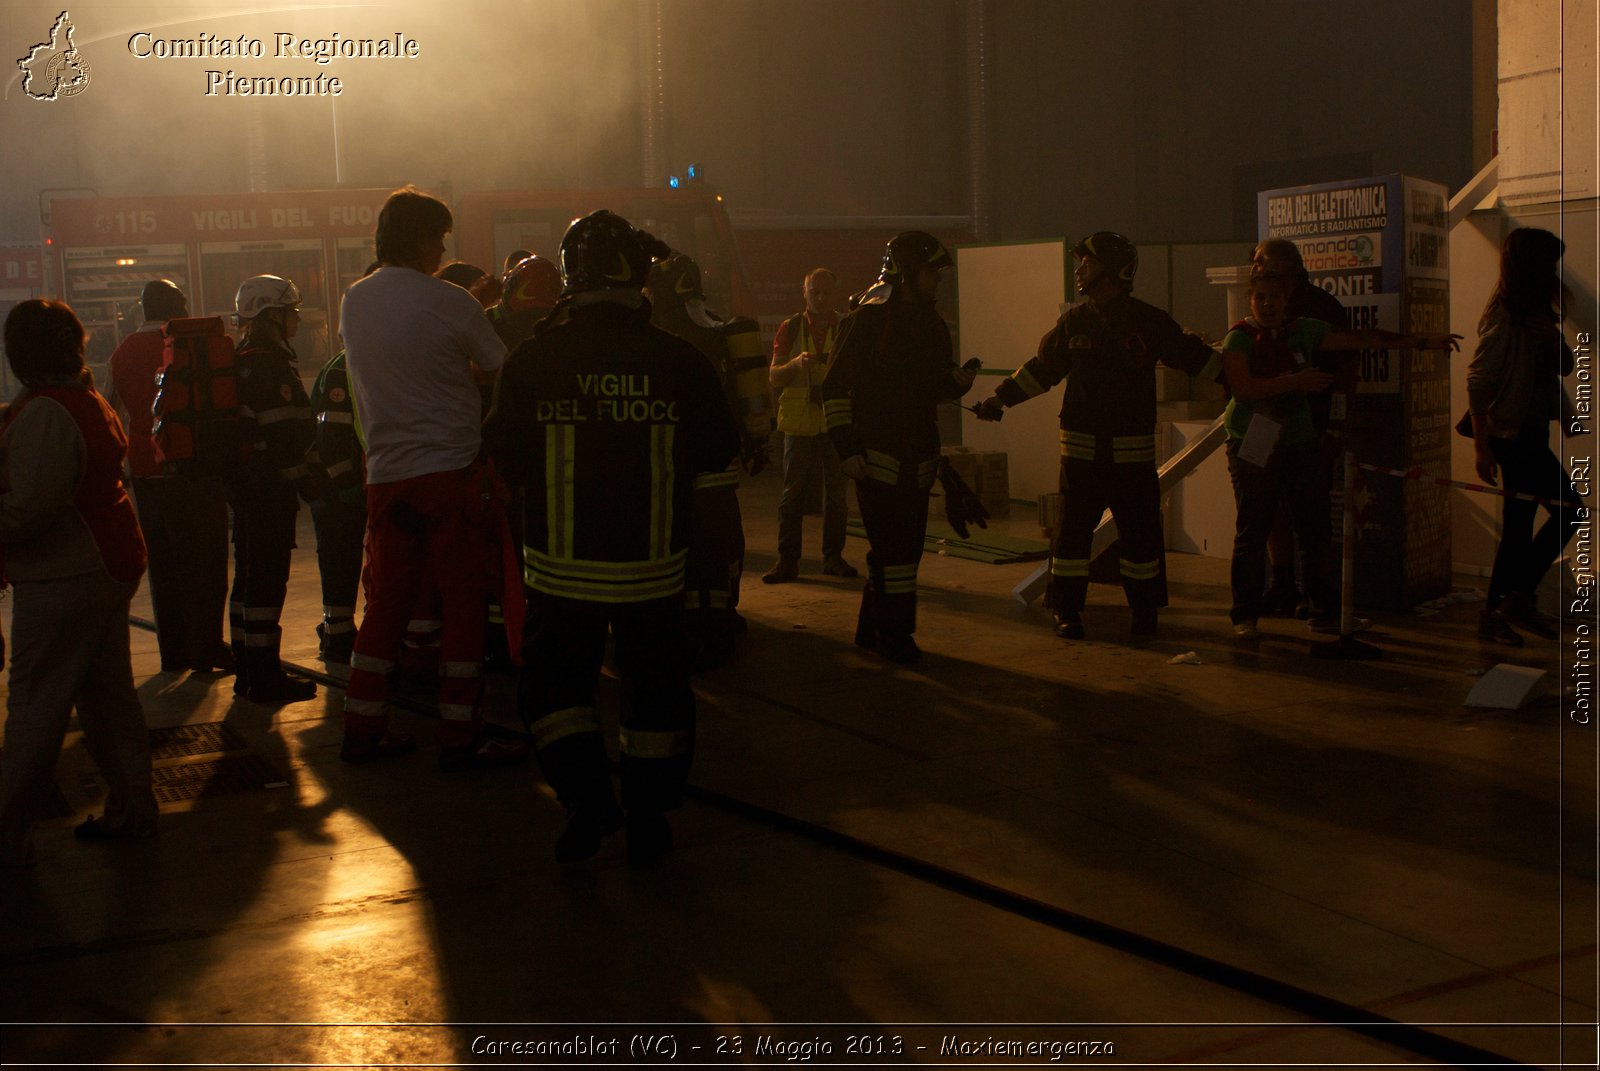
[1352,461,1586,511]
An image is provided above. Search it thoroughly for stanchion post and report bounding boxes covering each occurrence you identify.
[1312,448,1382,660]
[1341,448,1356,638]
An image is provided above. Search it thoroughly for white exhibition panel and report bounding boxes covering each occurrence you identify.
[955,239,1068,504]
[1162,421,1235,560]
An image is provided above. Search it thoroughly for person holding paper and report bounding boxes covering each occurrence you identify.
[1222,269,1459,640]
[1251,239,1353,616]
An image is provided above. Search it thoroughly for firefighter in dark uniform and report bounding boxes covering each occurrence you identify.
[646,253,770,672]
[229,274,323,702]
[309,347,364,665]
[824,232,978,665]
[974,232,1220,641]
[477,254,566,670]
[484,211,739,866]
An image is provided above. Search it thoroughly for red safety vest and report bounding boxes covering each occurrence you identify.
[1,385,147,585]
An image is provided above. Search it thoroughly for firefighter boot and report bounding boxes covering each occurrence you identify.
[853,583,877,650]
[243,637,317,705]
[549,735,625,862]
[877,632,922,665]
[200,642,236,676]
[1131,606,1158,638]
[317,621,355,666]
[231,640,250,696]
[555,788,625,864]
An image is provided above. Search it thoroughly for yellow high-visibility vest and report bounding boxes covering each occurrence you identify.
[775,314,836,437]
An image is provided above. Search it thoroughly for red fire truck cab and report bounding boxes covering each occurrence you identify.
[45,188,392,380]
[43,185,754,384]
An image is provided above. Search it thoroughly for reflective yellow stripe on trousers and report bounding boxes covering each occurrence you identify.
[882,562,918,595]
[619,727,692,759]
[1119,558,1160,581]
[530,706,601,749]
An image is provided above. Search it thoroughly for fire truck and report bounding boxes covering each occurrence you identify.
[43,188,392,382]
[41,185,756,385]
[1,246,47,398]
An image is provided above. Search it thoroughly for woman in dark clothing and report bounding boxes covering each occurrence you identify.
[1468,227,1583,646]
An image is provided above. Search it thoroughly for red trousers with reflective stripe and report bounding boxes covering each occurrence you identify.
[343,465,496,747]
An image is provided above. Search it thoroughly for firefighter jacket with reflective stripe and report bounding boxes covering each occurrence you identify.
[822,300,964,485]
[311,351,365,505]
[653,303,771,448]
[234,340,318,490]
[723,316,774,441]
[993,294,1219,439]
[773,312,837,436]
[483,300,740,604]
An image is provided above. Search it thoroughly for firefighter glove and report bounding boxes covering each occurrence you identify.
[937,457,990,540]
[741,435,770,477]
[973,397,1005,422]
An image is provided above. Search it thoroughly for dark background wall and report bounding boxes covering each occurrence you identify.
[0,0,1475,245]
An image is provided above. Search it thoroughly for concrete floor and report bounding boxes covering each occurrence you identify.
[0,466,1594,1068]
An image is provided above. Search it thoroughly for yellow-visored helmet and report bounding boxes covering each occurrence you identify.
[558,210,671,296]
[647,253,705,306]
[1072,232,1138,289]
[877,231,952,287]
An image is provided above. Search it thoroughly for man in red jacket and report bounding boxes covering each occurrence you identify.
[106,280,231,674]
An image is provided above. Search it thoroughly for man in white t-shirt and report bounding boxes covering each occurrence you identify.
[337,185,524,770]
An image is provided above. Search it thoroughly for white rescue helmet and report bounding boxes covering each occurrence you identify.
[234,275,302,322]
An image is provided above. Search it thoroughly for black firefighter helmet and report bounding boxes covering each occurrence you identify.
[1072,231,1138,290]
[647,253,705,306]
[558,209,672,296]
[877,231,952,291]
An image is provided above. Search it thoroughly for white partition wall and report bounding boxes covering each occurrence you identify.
[954,239,1069,504]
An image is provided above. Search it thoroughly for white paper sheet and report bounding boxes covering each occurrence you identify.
[1236,411,1282,467]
